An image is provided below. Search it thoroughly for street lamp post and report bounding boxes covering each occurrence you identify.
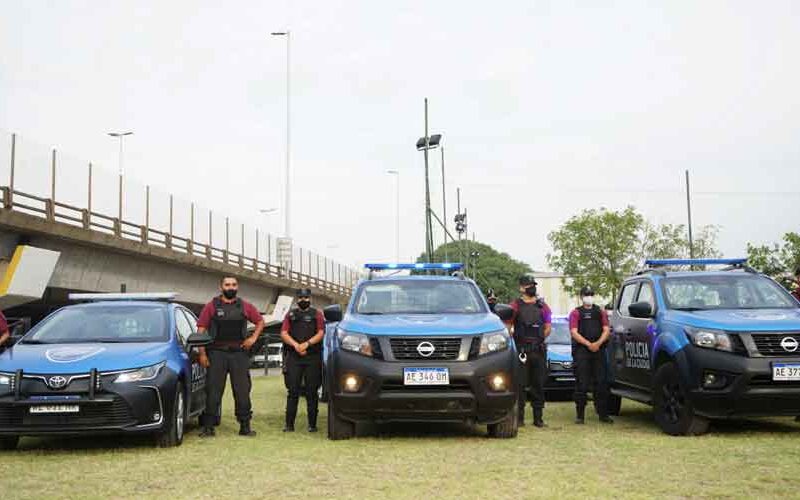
[108,131,133,224]
[271,31,291,241]
[415,99,442,263]
[387,170,400,262]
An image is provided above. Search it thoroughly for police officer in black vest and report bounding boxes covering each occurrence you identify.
[196,276,265,437]
[281,288,325,432]
[507,275,553,427]
[487,289,498,314]
[569,285,613,424]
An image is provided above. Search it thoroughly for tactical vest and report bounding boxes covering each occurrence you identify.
[208,297,248,342]
[514,299,544,345]
[287,307,321,355]
[576,305,603,343]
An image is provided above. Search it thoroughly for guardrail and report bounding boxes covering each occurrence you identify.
[0,133,356,298]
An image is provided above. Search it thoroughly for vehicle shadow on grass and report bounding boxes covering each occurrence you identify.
[15,433,158,452]
[360,421,487,439]
[617,404,800,435]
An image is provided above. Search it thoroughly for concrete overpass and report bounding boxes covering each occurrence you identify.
[0,133,357,321]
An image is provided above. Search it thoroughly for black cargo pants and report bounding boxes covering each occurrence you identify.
[517,342,546,419]
[573,347,609,417]
[284,352,322,427]
[201,347,252,426]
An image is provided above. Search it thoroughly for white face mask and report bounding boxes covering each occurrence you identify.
[582,296,594,306]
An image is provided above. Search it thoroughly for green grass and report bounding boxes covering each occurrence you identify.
[2,375,800,499]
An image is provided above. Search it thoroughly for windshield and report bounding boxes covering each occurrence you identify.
[354,280,485,314]
[662,275,797,311]
[546,321,571,344]
[23,304,170,344]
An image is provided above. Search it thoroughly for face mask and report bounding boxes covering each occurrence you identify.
[298,300,311,310]
[582,296,594,306]
[222,289,237,300]
[524,286,537,297]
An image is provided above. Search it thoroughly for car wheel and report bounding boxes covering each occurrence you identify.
[0,436,19,450]
[653,362,709,436]
[606,393,622,416]
[327,399,354,440]
[157,382,186,447]
[487,410,518,438]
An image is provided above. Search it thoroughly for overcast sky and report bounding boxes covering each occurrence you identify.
[2,1,799,272]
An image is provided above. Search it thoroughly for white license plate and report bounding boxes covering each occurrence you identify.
[29,405,80,414]
[403,367,449,385]
[772,363,800,381]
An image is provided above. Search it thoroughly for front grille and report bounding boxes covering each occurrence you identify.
[0,397,136,428]
[389,337,462,360]
[751,333,800,357]
[381,380,472,392]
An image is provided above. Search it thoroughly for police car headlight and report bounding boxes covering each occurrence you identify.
[479,331,510,356]
[113,361,166,384]
[0,373,11,385]
[337,329,373,357]
[685,327,733,352]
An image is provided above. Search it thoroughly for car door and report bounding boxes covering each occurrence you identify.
[176,309,206,415]
[629,280,657,389]
[610,281,640,387]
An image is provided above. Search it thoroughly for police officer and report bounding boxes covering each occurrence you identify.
[569,285,613,424]
[486,289,498,314]
[196,275,265,437]
[0,309,10,351]
[506,275,552,427]
[281,288,325,432]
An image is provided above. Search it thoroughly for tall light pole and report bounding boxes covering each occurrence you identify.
[108,131,133,223]
[387,170,400,262]
[415,99,442,263]
[685,170,694,259]
[271,31,291,240]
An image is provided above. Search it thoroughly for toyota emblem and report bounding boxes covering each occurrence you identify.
[780,336,799,353]
[47,375,68,389]
[417,341,435,357]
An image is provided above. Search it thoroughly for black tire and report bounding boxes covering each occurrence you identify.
[653,362,709,436]
[157,382,186,447]
[607,393,622,416]
[0,436,19,450]
[327,399,354,440]
[487,410,518,438]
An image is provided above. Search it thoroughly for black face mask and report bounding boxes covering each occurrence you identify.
[222,289,237,300]
[298,300,311,310]
[524,286,537,297]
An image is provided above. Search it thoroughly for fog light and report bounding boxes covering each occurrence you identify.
[488,373,507,392]
[153,412,161,422]
[343,375,361,393]
[702,371,727,390]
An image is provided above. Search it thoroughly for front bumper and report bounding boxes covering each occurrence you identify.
[679,345,800,418]
[327,349,517,424]
[0,368,176,437]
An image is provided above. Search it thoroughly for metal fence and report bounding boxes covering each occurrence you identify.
[0,132,358,298]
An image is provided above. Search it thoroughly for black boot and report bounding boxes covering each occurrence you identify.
[533,408,546,428]
[575,405,586,425]
[599,415,614,424]
[238,420,257,437]
[199,426,215,438]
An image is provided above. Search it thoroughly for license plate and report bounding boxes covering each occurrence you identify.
[772,363,800,381]
[29,405,80,414]
[403,367,449,385]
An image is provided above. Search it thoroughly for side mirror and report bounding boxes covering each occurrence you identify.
[493,304,514,322]
[186,332,213,347]
[324,304,343,323]
[628,301,654,319]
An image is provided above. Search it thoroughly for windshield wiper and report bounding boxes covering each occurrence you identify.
[672,307,705,312]
[358,312,384,315]
[20,339,50,344]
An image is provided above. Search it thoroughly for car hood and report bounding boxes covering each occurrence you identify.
[340,313,505,336]
[0,342,171,374]
[665,308,800,332]
[546,343,573,361]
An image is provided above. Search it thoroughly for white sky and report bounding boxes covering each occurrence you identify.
[2,1,799,271]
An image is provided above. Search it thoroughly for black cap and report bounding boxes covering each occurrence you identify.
[296,288,312,298]
[519,275,537,287]
[580,285,595,296]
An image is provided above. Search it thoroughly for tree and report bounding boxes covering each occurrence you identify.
[417,240,531,303]
[747,232,800,289]
[547,207,720,300]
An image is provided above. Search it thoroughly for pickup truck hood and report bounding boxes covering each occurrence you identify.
[665,308,800,332]
[340,313,505,336]
[0,342,170,374]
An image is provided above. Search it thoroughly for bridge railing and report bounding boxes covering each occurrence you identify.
[0,132,358,299]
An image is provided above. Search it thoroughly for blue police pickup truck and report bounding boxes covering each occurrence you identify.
[321,263,519,440]
[607,258,800,435]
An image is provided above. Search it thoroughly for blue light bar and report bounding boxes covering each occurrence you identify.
[364,263,464,271]
[645,258,747,267]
